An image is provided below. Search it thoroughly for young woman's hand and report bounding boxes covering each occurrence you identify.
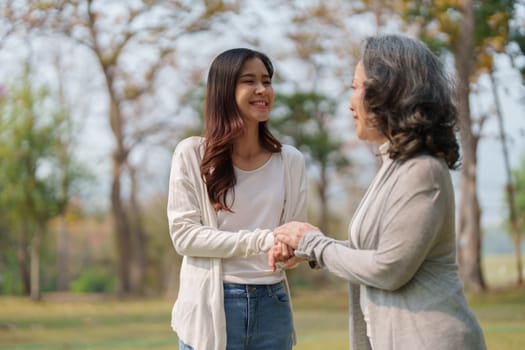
[268,240,293,272]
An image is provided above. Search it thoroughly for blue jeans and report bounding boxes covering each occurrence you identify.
[178,281,293,350]
[178,339,193,350]
[223,281,293,350]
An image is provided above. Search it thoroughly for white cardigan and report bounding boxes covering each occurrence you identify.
[167,136,307,350]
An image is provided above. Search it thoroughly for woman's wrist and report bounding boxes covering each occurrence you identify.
[295,230,330,268]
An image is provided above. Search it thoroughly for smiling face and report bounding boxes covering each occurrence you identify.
[349,60,387,144]
[235,57,274,127]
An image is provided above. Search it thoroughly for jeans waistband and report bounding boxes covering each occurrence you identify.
[223,280,285,297]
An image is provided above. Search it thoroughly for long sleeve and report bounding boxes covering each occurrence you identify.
[281,144,308,223]
[296,158,449,291]
[167,138,273,258]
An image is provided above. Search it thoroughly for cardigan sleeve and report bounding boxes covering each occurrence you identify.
[167,139,274,258]
[296,158,448,291]
[281,145,308,223]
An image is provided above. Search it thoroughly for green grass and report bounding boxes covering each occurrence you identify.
[0,296,177,350]
[483,254,524,287]
[0,287,524,350]
[1,254,524,349]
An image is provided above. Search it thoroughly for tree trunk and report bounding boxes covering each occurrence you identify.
[490,71,523,287]
[87,0,134,295]
[100,61,133,295]
[129,164,147,295]
[318,162,329,234]
[30,226,42,301]
[107,83,132,295]
[313,160,330,287]
[112,151,132,295]
[455,0,486,292]
[56,214,69,291]
[17,228,30,295]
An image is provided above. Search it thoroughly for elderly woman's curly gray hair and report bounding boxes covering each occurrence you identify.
[361,34,460,170]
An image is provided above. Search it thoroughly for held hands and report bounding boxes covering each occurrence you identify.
[268,221,319,272]
[268,241,302,272]
[274,221,318,248]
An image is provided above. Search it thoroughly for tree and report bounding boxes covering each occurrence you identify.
[397,0,519,291]
[272,92,350,233]
[490,67,523,286]
[454,0,485,292]
[7,0,239,295]
[452,0,518,290]
[494,6,525,285]
[270,1,361,233]
[0,73,83,300]
[51,54,93,291]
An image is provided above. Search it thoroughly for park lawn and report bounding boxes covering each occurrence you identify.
[1,253,524,350]
[468,287,525,350]
[0,286,524,350]
[0,295,177,350]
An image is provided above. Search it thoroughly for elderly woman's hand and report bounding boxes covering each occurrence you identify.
[273,221,319,249]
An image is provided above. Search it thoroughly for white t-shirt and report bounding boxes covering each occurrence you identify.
[219,153,285,284]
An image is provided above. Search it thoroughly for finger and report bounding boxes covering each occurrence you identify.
[283,256,305,269]
[272,243,287,262]
[275,234,290,247]
[268,247,276,272]
[279,242,289,259]
[275,234,297,249]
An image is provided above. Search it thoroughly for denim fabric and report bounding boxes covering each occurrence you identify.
[223,281,293,350]
[178,339,193,350]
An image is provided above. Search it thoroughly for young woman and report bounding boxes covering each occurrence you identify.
[273,34,486,350]
[167,48,307,350]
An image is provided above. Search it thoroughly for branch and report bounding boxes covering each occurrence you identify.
[122,47,174,101]
[128,120,174,150]
[105,6,148,66]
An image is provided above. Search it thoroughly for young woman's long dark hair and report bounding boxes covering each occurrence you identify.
[362,34,460,169]
[201,48,282,211]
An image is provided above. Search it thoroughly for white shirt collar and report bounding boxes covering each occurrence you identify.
[378,141,390,162]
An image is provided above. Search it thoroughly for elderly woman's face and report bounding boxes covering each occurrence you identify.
[349,61,387,144]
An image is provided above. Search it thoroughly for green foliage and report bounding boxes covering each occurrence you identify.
[271,91,350,173]
[142,193,181,295]
[271,90,351,232]
[511,155,525,235]
[69,267,115,293]
[0,77,61,225]
[508,7,525,82]
[0,73,91,296]
[400,0,519,74]
[401,1,457,54]
[0,241,23,294]
[474,0,514,46]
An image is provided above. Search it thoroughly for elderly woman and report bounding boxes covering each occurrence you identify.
[273,34,486,350]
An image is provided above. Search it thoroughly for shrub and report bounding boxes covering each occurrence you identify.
[69,268,114,293]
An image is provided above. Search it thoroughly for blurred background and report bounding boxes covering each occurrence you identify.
[0,1,525,349]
